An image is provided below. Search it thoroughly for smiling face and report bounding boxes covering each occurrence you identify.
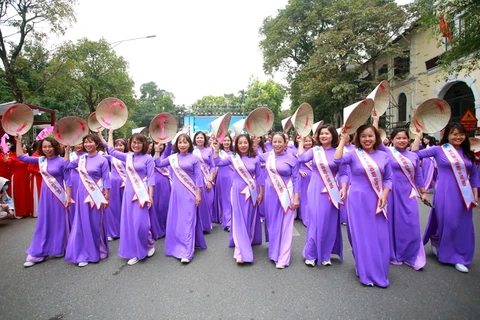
[114,141,126,153]
[130,138,144,154]
[73,143,84,153]
[237,136,249,155]
[319,128,333,147]
[83,138,98,154]
[42,140,55,158]
[195,134,205,147]
[222,136,232,150]
[359,127,376,152]
[304,136,314,150]
[177,136,191,154]
[448,128,466,148]
[272,134,286,154]
[392,131,409,150]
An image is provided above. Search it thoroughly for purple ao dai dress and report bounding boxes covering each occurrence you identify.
[109,149,155,261]
[103,153,125,239]
[415,145,478,266]
[193,146,215,232]
[258,151,300,267]
[155,153,207,261]
[215,154,264,262]
[65,154,110,264]
[18,155,68,263]
[298,147,346,264]
[66,151,86,228]
[214,150,234,230]
[379,145,426,270]
[335,149,393,287]
[339,144,356,225]
[298,155,313,226]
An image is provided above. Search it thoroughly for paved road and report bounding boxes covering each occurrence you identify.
[1,201,479,320]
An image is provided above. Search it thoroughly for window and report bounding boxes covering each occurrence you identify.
[425,55,440,71]
[394,51,410,77]
[377,64,388,77]
[398,93,407,122]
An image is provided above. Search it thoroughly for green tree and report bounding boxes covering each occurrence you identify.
[0,0,77,102]
[412,0,480,75]
[43,38,136,120]
[194,95,229,106]
[130,81,175,128]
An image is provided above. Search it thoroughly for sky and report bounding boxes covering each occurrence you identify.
[55,0,412,108]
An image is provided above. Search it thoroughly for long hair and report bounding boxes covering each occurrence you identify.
[439,122,475,162]
[37,138,63,156]
[354,124,381,150]
[114,138,128,153]
[234,134,256,158]
[220,134,234,152]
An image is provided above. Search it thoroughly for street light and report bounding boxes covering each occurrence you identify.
[109,35,156,48]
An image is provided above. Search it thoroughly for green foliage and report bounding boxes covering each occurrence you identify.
[412,0,480,75]
[130,81,175,128]
[194,95,229,106]
[0,0,77,102]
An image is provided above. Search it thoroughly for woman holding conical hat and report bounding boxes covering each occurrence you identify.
[151,141,173,240]
[15,135,71,267]
[372,113,427,270]
[213,134,234,232]
[412,123,478,273]
[298,125,347,267]
[98,136,128,241]
[212,134,264,264]
[192,131,215,233]
[107,130,156,266]
[257,132,300,269]
[155,133,206,263]
[65,143,86,229]
[334,124,392,287]
[64,134,110,267]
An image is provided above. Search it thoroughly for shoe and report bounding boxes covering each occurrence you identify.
[225,227,231,232]
[147,247,155,257]
[455,264,469,273]
[127,258,139,266]
[275,264,285,269]
[107,237,113,241]
[181,258,190,264]
[341,222,347,226]
[390,260,403,266]
[54,254,64,258]
[23,261,35,267]
[321,260,332,266]
[366,283,374,287]
[305,259,316,267]
[236,259,244,264]
[78,262,88,267]
[431,244,438,257]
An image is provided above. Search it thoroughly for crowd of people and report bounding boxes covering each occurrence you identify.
[1,116,478,288]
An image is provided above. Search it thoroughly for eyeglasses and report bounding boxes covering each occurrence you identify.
[131,141,143,145]
[449,133,467,138]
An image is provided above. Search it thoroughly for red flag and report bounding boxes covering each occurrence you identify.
[440,15,452,41]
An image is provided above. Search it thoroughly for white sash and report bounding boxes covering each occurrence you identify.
[38,157,67,208]
[390,147,419,199]
[313,147,341,209]
[78,155,108,210]
[304,161,313,171]
[219,150,234,171]
[193,147,211,184]
[126,154,150,208]
[441,144,476,209]
[231,153,258,206]
[112,158,127,188]
[70,150,79,162]
[355,149,387,219]
[266,151,293,214]
[168,154,196,197]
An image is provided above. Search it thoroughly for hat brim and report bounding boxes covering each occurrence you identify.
[53,116,89,145]
[343,99,374,135]
[149,113,178,144]
[291,102,314,136]
[245,107,274,137]
[1,104,34,136]
[412,98,451,134]
[96,98,128,130]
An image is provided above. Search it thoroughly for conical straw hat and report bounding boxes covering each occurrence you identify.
[469,137,480,153]
[96,97,128,130]
[343,99,374,134]
[367,80,390,117]
[245,107,274,137]
[410,98,451,134]
[1,104,34,135]
[149,113,178,144]
[281,116,292,132]
[87,112,104,132]
[311,120,324,136]
[53,116,88,146]
[290,102,314,136]
[210,112,232,143]
[233,119,245,136]
[35,126,54,141]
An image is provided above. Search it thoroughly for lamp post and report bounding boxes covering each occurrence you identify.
[109,35,156,48]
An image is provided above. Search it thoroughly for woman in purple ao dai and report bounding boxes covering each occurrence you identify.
[193,132,215,233]
[412,123,478,273]
[297,125,347,267]
[64,135,110,267]
[373,120,427,270]
[155,134,206,263]
[213,134,264,264]
[213,135,234,231]
[16,136,71,267]
[107,131,155,266]
[339,133,356,225]
[258,132,300,269]
[334,125,392,287]
[65,143,86,229]
[297,135,315,227]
